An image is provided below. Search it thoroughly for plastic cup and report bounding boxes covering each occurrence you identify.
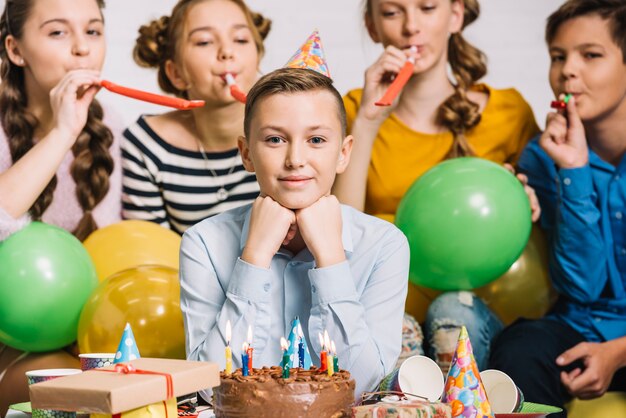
[379,355,445,402]
[78,353,116,371]
[480,369,524,413]
[26,368,82,418]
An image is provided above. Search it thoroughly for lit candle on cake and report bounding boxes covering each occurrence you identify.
[241,342,249,376]
[225,320,232,375]
[319,332,327,372]
[324,332,334,376]
[281,337,290,378]
[247,325,254,371]
[297,323,305,368]
[331,340,338,371]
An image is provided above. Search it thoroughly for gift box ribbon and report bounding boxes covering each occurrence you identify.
[94,363,174,418]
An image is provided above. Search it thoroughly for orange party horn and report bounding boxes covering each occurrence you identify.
[375,59,415,107]
[225,74,247,104]
[100,80,205,110]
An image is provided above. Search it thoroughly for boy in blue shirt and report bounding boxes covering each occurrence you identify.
[179,67,409,399]
[490,0,626,414]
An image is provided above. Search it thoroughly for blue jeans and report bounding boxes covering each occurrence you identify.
[424,291,503,372]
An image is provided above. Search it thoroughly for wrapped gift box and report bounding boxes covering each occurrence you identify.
[29,358,219,414]
[352,400,452,418]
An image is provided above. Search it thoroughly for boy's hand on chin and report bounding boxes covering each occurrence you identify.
[242,196,296,269]
[296,195,345,268]
[539,96,589,169]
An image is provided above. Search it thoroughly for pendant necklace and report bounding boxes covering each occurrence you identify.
[196,140,239,202]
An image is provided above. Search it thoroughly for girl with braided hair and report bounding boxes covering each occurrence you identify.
[333,0,541,372]
[0,0,122,411]
[0,0,122,242]
[122,0,271,234]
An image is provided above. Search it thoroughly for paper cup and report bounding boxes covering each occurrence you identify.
[379,355,445,402]
[480,369,524,413]
[79,353,116,371]
[26,368,82,418]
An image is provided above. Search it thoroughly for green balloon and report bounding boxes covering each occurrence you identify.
[0,222,97,351]
[396,157,532,291]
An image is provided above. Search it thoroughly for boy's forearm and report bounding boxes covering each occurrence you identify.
[551,166,608,303]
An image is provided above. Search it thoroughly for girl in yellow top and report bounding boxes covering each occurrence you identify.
[333,0,540,372]
[334,0,539,221]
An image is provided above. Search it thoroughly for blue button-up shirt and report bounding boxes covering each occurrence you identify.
[519,138,626,342]
[179,203,409,398]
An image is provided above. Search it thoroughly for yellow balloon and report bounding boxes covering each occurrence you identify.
[77,265,185,359]
[405,284,441,324]
[475,226,557,325]
[84,220,181,282]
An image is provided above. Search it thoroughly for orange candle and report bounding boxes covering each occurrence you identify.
[319,332,327,372]
[325,332,333,376]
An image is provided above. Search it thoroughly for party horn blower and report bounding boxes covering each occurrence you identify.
[225,74,247,104]
[441,326,494,418]
[100,80,205,110]
[375,48,417,107]
[550,93,572,110]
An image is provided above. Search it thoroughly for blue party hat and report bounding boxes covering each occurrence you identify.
[281,317,312,368]
[113,323,141,363]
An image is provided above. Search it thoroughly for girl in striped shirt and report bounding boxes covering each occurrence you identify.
[122,0,271,234]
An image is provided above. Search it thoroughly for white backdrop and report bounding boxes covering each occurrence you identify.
[3,0,565,128]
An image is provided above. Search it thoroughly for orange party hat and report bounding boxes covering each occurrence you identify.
[442,326,494,418]
[284,30,331,78]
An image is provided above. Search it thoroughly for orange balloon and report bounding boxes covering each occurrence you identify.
[83,220,181,282]
[475,226,557,325]
[77,265,185,359]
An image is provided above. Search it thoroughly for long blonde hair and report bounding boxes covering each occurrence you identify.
[364,0,487,158]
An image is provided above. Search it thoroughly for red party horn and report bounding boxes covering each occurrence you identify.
[375,59,415,107]
[225,73,247,104]
[100,80,205,110]
[550,93,572,110]
[550,100,566,110]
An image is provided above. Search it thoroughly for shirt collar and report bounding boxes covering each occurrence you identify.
[239,202,354,255]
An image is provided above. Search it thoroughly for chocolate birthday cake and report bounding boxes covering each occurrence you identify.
[213,366,355,418]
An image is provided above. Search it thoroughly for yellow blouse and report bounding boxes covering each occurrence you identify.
[343,84,540,222]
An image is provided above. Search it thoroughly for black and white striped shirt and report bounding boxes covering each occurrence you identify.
[122,116,259,234]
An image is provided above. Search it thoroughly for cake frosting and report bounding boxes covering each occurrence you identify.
[213,366,355,418]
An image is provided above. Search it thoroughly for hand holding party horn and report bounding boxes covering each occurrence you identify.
[225,73,247,104]
[100,80,205,110]
[375,48,417,107]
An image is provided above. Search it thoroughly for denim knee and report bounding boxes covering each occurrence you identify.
[425,291,503,371]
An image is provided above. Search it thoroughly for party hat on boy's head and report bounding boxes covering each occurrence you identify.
[113,323,141,364]
[284,30,331,78]
[282,317,313,368]
[442,326,494,418]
